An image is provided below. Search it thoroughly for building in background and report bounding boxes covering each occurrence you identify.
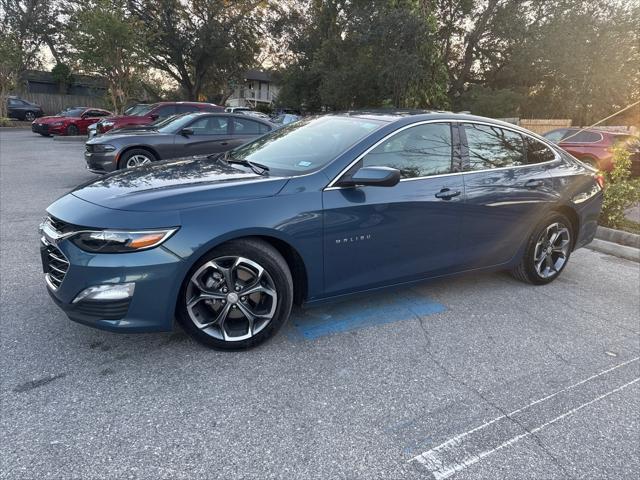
[225,70,279,108]
[19,70,107,97]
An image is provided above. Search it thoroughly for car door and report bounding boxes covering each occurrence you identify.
[230,117,271,149]
[458,122,559,268]
[174,115,233,156]
[322,122,466,296]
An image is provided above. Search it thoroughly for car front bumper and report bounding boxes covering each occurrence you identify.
[85,150,118,173]
[41,235,185,333]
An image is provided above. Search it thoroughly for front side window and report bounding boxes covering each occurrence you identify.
[176,105,197,114]
[525,137,557,164]
[188,116,229,135]
[464,123,525,170]
[543,129,567,143]
[360,123,453,178]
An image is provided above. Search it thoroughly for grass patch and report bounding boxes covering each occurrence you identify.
[616,218,640,235]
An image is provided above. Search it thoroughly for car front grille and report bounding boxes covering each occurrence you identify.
[42,238,69,290]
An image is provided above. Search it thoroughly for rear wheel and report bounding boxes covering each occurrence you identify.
[511,212,573,285]
[118,149,156,169]
[177,239,293,350]
[66,124,79,136]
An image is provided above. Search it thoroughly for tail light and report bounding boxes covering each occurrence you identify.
[595,174,605,189]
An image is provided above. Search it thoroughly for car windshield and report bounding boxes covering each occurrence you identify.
[124,104,150,115]
[225,115,384,174]
[58,108,86,117]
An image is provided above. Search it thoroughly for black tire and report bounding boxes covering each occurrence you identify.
[66,124,79,136]
[118,149,157,170]
[24,111,36,121]
[38,133,51,137]
[511,212,573,285]
[177,238,294,350]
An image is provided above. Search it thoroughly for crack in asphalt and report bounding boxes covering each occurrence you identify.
[409,307,577,480]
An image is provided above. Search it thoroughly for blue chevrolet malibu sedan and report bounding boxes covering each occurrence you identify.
[40,112,603,349]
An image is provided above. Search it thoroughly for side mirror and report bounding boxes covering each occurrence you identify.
[180,127,194,136]
[340,166,401,187]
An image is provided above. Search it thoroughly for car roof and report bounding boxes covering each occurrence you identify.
[177,111,274,124]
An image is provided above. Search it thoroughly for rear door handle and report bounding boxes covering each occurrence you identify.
[435,188,461,200]
[525,179,544,189]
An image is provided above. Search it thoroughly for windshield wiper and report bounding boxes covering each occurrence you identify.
[227,158,270,175]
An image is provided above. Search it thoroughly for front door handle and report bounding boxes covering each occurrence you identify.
[220,142,229,146]
[435,188,461,200]
[525,179,544,189]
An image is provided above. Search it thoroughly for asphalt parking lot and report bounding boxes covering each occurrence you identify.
[1,128,639,479]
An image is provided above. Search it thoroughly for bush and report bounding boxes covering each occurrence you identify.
[599,146,640,229]
[0,117,13,127]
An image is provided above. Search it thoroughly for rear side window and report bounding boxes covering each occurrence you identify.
[233,118,265,135]
[463,123,525,170]
[176,105,197,114]
[154,105,177,118]
[564,130,602,143]
[362,123,453,178]
[525,137,557,164]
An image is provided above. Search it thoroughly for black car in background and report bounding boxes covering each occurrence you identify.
[7,96,43,121]
[85,112,275,172]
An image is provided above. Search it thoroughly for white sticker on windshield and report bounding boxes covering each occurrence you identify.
[298,161,312,167]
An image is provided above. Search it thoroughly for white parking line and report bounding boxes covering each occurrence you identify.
[410,357,640,478]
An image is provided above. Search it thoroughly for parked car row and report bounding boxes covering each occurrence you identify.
[543,127,640,176]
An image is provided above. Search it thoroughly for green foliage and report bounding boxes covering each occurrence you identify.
[455,86,523,118]
[51,63,72,84]
[0,31,24,117]
[273,0,448,112]
[0,117,14,127]
[599,146,640,230]
[67,0,147,113]
[130,0,263,101]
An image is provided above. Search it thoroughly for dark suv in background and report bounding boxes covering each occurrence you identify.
[95,102,223,135]
[7,96,43,121]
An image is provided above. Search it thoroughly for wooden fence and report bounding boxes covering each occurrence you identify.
[16,92,108,115]
[519,119,572,135]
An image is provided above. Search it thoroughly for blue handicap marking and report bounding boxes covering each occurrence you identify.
[287,289,446,341]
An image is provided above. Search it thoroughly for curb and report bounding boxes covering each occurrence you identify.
[595,226,640,248]
[0,126,31,130]
[52,135,86,142]
[586,239,639,262]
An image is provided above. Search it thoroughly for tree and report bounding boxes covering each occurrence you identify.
[0,32,24,117]
[272,0,448,111]
[66,0,146,113]
[128,0,264,101]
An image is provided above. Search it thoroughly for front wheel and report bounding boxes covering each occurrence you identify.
[24,111,36,121]
[511,212,573,285]
[118,149,156,169]
[66,124,79,136]
[177,239,293,350]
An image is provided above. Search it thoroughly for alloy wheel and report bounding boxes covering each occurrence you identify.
[185,256,278,342]
[25,111,35,121]
[533,222,571,279]
[125,154,152,168]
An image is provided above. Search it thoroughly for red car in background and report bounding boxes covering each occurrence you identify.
[543,127,640,175]
[31,107,113,136]
[95,101,223,134]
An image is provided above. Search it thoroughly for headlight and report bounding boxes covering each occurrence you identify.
[70,228,178,253]
[91,144,116,153]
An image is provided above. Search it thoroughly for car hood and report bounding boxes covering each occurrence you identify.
[88,129,166,143]
[35,116,74,124]
[71,156,288,212]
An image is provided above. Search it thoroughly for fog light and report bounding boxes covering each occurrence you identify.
[73,283,135,303]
